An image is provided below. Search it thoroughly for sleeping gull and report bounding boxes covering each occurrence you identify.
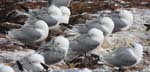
[18,53,45,72]
[72,14,114,36]
[0,63,15,72]
[111,9,133,32]
[34,5,71,29]
[66,28,104,61]
[8,19,49,45]
[103,43,143,71]
[37,36,69,65]
[20,4,69,29]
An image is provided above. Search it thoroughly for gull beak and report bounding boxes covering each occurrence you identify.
[129,43,134,48]
[48,38,58,48]
[112,11,120,16]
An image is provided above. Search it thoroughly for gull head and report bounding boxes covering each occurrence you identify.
[132,43,143,57]
[115,9,133,22]
[23,53,45,72]
[99,17,114,29]
[99,17,114,35]
[53,36,69,50]
[34,20,49,42]
[0,64,15,72]
[27,53,45,64]
[114,9,133,30]
[81,68,92,72]
[59,6,71,16]
[88,28,104,43]
[48,5,62,20]
[59,6,71,24]
[34,20,49,31]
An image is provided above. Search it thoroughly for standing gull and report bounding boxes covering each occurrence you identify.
[8,19,49,45]
[37,36,69,65]
[66,28,104,61]
[72,14,114,36]
[0,63,15,72]
[111,9,133,32]
[104,43,143,71]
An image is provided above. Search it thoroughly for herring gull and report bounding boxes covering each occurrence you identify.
[8,19,49,45]
[104,43,143,71]
[111,9,133,32]
[37,36,69,65]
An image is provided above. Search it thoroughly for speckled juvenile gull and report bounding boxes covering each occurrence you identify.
[37,36,69,65]
[8,19,49,45]
[104,43,143,71]
[66,28,104,61]
[48,0,72,7]
[111,9,133,32]
[18,53,45,72]
[0,63,15,72]
[72,14,114,36]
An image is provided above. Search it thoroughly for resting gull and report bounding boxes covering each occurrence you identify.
[66,28,104,61]
[104,43,143,71]
[72,14,114,36]
[37,36,69,65]
[18,53,45,72]
[0,63,15,72]
[111,9,133,32]
[20,3,70,29]
[8,18,49,45]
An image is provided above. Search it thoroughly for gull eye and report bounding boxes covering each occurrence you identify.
[89,34,93,37]
[114,11,119,14]
[56,42,60,46]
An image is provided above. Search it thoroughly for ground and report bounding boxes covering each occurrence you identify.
[0,0,149,72]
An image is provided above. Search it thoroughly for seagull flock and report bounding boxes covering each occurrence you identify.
[0,0,144,72]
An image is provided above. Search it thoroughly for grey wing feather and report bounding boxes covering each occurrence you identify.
[87,23,108,36]
[73,24,90,34]
[73,35,99,53]
[39,47,66,65]
[77,22,108,35]
[9,27,41,44]
[36,14,57,27]
[51,0,72,7]
[79,36,99,52]
[111,16,127,32]
[105,48,137,67]
[69,41,78,51]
